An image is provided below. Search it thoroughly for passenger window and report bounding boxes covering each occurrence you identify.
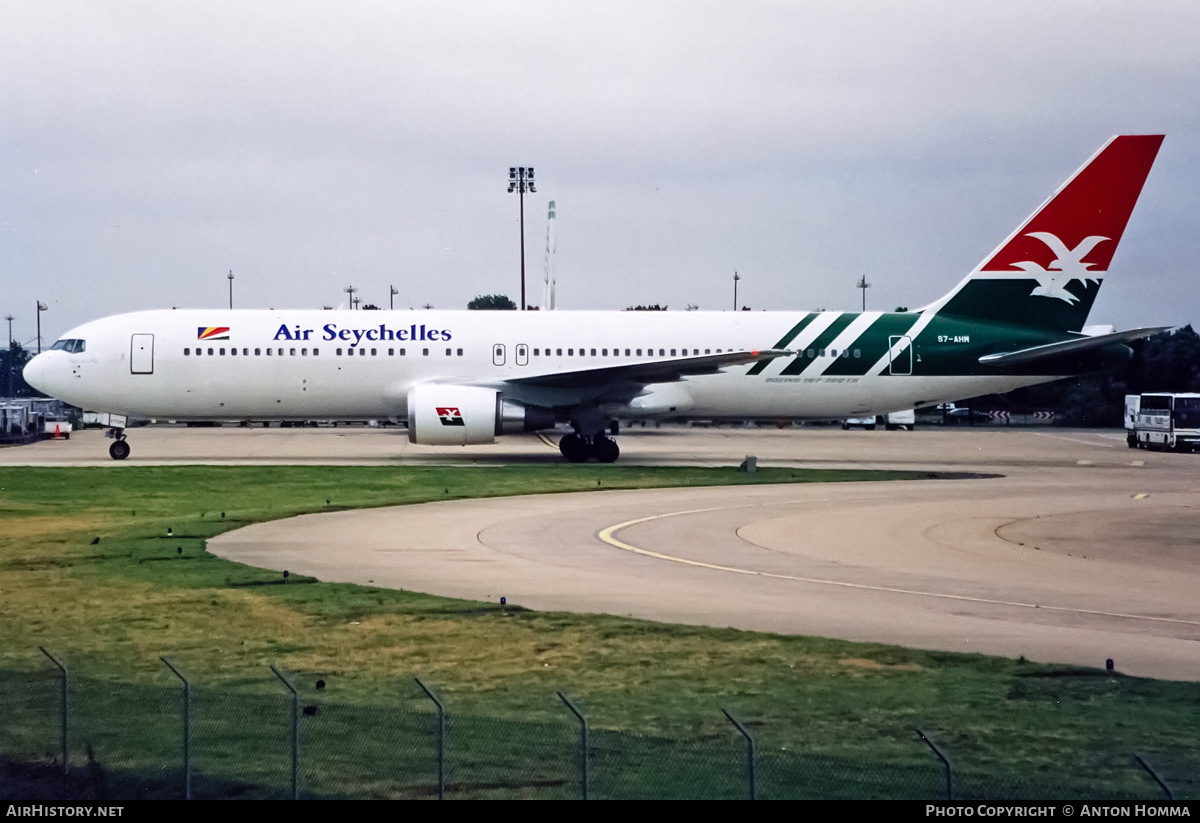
[568,348,573,356]
[359,348,366,356]
[670,349,676,356]
[184,348,190,355]
[230,348,237,356]
[289,348,295,356]
[422,348,429,356]
[659,349,665,356]
[243,348,249,356]
[255,348,261,356]
[266,348,272,356]
[371,348,377,356]
[336,348,342,356]
[556,348,562,356]
[853,349,860,358]
[457,348,463,356]
[208,348,215,356]
[399,348,406,356]
[445,348,451,356]
[388,348,394,356]
[590,348,596,356]
[313,348,319,356]
[300,348,306,356]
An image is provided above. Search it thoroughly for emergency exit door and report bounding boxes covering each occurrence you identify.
[131,334,155,374]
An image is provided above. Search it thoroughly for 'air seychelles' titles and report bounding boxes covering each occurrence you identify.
[273,323,453,346]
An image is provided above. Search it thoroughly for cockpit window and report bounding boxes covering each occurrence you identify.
[50,339,86,353]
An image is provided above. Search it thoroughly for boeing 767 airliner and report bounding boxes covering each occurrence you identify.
[25,135,1167,462]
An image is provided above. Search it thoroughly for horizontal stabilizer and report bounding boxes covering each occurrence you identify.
[978,327,1169,371]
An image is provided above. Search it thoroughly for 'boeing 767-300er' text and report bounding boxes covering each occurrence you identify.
[25,135,1168,463]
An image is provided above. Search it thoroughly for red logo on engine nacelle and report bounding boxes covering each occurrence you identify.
[436,407,465,426]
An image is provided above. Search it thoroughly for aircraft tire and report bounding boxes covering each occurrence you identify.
[594,436,620,464]
[559,433,589,463]
[109,440,130,461]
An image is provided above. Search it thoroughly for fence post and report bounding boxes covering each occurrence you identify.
[270,665,299,800]
[722,708,755,800]
[916,728,953,800]
[1135,755,1174,800]
[38,647,67,776]
[160,657,190,800]
[415,678,445,800]
[557,692,588,800]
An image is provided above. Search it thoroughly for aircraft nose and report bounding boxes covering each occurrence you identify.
[23,353,51,394]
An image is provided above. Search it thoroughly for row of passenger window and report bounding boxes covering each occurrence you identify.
[182,347,466,357]
[176,345,862,361]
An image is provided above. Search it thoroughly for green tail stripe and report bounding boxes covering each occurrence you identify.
[746,313,815,375]
[779,313,858,375]
[822,313,922,376]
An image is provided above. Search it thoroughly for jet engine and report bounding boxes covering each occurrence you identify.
[406,384,556,445]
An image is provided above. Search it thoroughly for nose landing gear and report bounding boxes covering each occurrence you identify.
[106,428,130,460]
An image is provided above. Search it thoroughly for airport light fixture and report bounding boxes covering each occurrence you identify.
[733,271,740,311]
[344,285,358,310]
[507,166,536,310]
[37,302,47,353]
[857,275,871,312]
[390,285,398,311]
[5,314,13,397]
[227,270,235,310]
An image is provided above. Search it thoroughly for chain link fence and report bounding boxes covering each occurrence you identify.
[0,659,1192,801]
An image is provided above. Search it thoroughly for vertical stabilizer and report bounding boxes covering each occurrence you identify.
[927,135,1163,334]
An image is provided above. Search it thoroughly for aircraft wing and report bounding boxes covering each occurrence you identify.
[978,327,1170,372]
[505,348,791,389]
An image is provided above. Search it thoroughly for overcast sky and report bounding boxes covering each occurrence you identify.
[3,1,1197,346]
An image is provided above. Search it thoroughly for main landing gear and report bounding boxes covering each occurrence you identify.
[559,433,620,463]
[106,428,130,460]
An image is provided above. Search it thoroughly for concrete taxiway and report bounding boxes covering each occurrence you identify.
[7,424,1199,679]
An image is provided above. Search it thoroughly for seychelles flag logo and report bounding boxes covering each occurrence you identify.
[198,326,231,341]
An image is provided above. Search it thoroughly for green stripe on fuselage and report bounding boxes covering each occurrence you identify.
[745,313,816,375]
[778,313,858,375]
[882,313,1068,377]
[822,312,922,376]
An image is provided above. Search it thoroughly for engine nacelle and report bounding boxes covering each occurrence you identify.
[407,384,555,445]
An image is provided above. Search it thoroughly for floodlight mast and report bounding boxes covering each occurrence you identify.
[508,166,536,310]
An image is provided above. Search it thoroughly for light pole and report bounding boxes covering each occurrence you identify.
[37,302,47,353]
[733,271,740,311]
[390,286,398,311]
[344,285,358,310]
[227,270,234,310]
[507,166,536,310]
[5,315,13,398]
[857,275,871,312]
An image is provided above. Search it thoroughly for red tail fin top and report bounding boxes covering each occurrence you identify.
[980,135,1163,274]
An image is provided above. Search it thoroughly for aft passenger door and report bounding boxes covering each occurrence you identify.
[130,334,155,374]
[888,335,912,375]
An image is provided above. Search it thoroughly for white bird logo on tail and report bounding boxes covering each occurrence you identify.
[1011,232,1109,304]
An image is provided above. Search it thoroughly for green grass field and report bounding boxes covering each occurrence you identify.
[1,465,1196,799]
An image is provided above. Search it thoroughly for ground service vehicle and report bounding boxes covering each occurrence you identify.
[1128,393,1200,451]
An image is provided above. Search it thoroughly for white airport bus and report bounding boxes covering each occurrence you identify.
[1126,393,1200,451]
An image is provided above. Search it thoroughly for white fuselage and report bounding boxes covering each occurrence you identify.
[25,308,1047,424]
